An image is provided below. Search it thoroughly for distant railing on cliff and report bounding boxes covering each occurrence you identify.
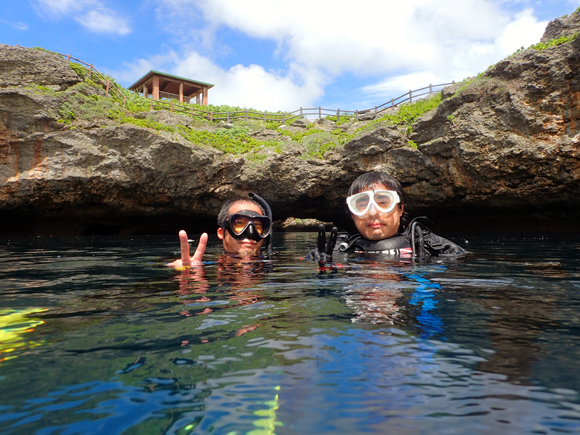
[56,52,455,123]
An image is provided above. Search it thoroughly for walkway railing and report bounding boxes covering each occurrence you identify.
[56,51,455,123]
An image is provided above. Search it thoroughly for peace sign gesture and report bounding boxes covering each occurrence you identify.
[166,230,208,268]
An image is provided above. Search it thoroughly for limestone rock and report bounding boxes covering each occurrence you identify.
[0,45,81,90]
[2,16,580,236]
[291,118,310,128]
[540,9,580,43]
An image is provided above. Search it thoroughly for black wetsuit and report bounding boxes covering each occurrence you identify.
[306,218,466,262]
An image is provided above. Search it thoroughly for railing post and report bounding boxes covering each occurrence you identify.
[337,109,340,122]
[89,64,93,78]
[264,112,266,121]
[227,111,230,122]
[355,110,358,121]
[429,84,432,96]
[409,90,412,103]
[282,113,285,124]
[67,54,70,62]
[106,79,110,93]
[190,107,193,117]
[319,106,321,119]
[245,109,247,121]
[170,101,173,114]
[375,106,377,115]
[300,107,303,118]
[210,112,213,122]
[391,98,394,107]
[150,99,153,110]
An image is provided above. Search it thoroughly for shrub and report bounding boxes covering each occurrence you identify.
[531,32,578,51]
[355,93,443,135]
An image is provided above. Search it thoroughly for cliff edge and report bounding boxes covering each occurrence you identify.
[1,11,580,235]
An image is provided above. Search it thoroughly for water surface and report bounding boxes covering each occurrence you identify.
[1,233,580,434]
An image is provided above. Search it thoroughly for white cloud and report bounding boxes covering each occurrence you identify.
[105,51,182,85]
[0,19,29,31]
[126,0,562,110]
[75,9,131,35]
[32,0,131,35]
[190,0,512,75]
[361,72,451,100]
[497,8,548,52]
[33,0,98,17]
[112,49,325,111]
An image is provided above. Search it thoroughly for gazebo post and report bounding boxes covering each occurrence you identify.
[179,82,184,103]
[202,88,208,106]
[152,75,160,100]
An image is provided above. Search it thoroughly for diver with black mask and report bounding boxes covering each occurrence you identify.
[305,171,466,263]
[167,193,273,268]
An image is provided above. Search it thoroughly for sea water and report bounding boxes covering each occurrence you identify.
[1,233,580,434]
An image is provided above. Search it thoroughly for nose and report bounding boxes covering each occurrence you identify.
[367,203,378,216]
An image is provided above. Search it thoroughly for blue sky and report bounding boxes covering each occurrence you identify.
[2,0,580,111]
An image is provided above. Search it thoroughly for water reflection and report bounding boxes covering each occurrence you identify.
[1,234,580,433]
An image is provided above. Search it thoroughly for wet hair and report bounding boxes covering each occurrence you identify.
[347,171,408,231]
[217,198,265,228]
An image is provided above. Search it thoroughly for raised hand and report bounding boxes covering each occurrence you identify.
[166,230,208,268]
[304,224,338,263]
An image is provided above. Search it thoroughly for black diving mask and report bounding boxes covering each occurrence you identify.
[224,210,272,242]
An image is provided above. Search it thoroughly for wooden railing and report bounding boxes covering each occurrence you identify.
[56,52,455,123]
[56,52,127,105]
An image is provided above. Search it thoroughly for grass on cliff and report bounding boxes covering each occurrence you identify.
[509,32,579,57]
[354,93,443,135]
[58,82,122,122]
[38,52,443,158]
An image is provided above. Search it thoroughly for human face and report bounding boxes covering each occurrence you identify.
[217,201,264,255]
[351,184,404,241]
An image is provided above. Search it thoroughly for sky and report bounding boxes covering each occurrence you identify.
[2,0,580,112]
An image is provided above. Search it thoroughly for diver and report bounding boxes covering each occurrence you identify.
[168,193,273,268]
[306,171,466,263]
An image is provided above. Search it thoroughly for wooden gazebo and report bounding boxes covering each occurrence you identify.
[128,70,214,105]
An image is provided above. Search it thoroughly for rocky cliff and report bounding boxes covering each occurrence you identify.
[1,11,580,236]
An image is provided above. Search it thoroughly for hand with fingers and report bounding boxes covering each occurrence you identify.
[166,230,208,268]
[304,224,338,264]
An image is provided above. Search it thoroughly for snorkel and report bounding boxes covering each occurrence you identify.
[249,192,273,257]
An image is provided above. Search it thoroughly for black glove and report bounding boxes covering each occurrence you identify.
[304,224,338,264]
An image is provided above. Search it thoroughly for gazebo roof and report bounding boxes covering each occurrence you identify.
[128,70,214,91]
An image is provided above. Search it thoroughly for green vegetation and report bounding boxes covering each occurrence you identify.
[58,82,125,122]
[25,47,448,160]
[531,32,578,50]
[355,93,442,135]
[69,62,86,79]
[325,114,354,126]
[509,32,578,57]
[118,116,176,133]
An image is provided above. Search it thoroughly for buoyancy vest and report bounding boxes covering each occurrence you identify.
[336,218,467,260]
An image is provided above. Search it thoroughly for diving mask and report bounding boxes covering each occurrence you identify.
[224,210,272,242]
[346,190,400,216]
